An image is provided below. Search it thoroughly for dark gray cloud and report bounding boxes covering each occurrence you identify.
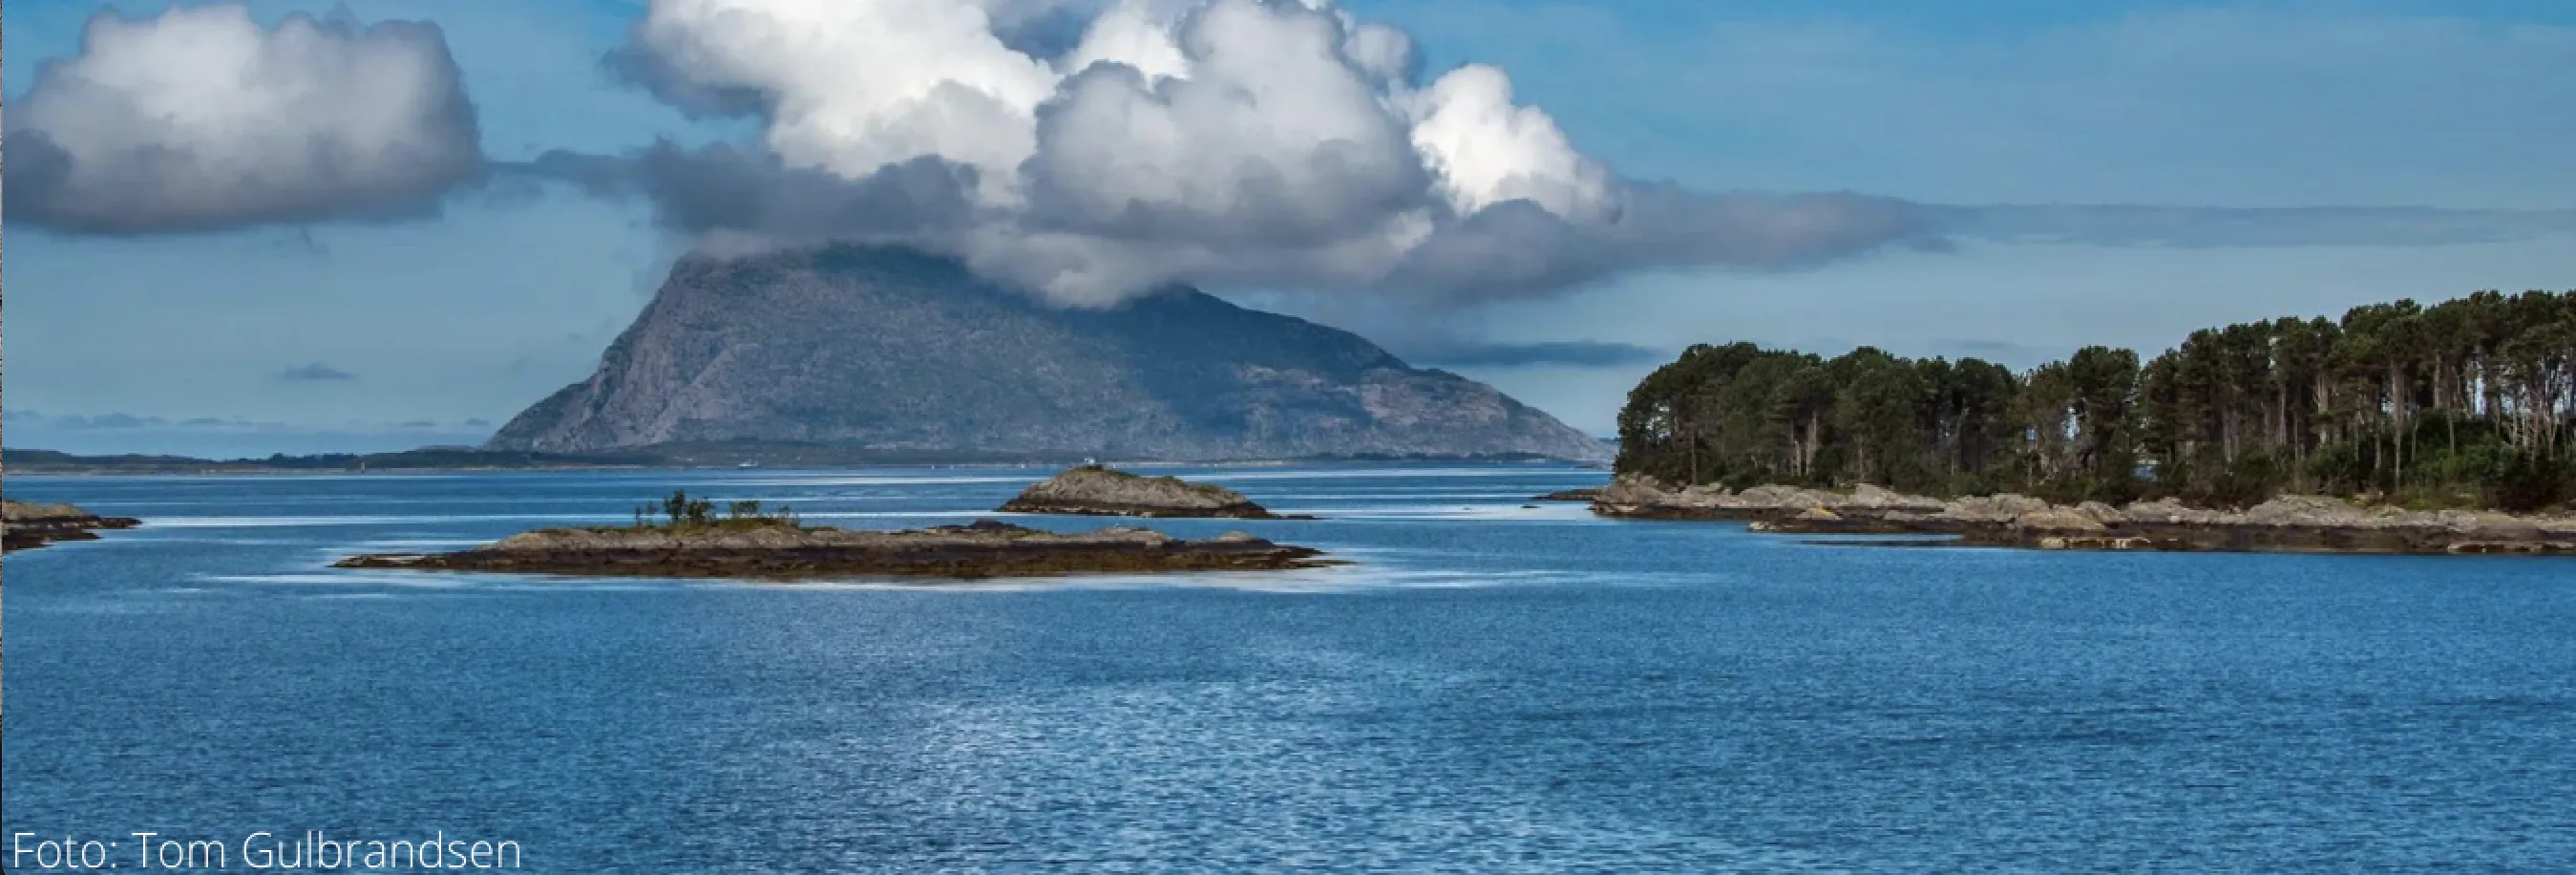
[1404,340,1670,370]
[54,413,171,430]
[600,45,770,120]
[1946,205,2576,248]
[1383,186,1940,299]
[518,143,983,243]
[527,151,1939,306]
[6,6,486,235]
[277,363,358,381]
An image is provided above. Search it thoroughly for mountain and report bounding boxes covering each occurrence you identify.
[487,246,1609,462]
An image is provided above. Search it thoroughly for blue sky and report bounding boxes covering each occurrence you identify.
[6,0,2571,454]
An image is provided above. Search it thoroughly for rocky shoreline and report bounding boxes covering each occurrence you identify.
[999,464,1309,519]
[3,500,142,552]
[1594,478,2576,555]
[334,519,1335,580]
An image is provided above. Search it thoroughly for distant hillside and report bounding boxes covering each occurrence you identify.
[0,447,655,475]
[488,245,1609,462]
[0,443,1591,475]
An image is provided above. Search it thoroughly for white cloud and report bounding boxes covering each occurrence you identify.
[7,5,485,233]
[1026,0,1425,245]
[1064,1,1190,80]
[1406,64,1612,222]
[589,0,1934,304]
[630,0,1059,191]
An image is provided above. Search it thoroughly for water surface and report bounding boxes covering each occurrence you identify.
[6,465,2572,871]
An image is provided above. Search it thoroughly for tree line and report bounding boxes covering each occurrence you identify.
[1614,290,2576,510]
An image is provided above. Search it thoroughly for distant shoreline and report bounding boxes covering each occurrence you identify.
[1592,478,2576,556]
[2,445,1609,477]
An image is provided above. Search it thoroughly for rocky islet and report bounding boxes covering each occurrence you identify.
[997,464,1308,519]
[333,519,1335,580]
[3,500,141,552]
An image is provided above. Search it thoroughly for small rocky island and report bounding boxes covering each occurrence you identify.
[1595,478,2576,556]
[4,500,141,552]
[999,464,1307,519]
[335,492,1331,580]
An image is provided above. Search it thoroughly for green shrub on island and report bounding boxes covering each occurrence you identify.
[1617,289,2576,511]
[619,490,804,532]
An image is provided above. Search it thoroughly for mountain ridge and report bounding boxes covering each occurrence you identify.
[488,246,1609,462]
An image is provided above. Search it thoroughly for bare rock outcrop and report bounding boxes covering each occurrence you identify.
[1591,477,2576,556]
[1591,477,1947,520]
[1848,484,1950,513]
[3,500,141,552]
[1937,494,2055,524]
[2013,507,2109,535]
[998,464,1302,519]
[2120,498,2228,525]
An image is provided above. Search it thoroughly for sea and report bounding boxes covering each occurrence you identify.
[4,463,2571,872]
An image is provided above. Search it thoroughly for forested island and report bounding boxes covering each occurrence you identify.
[1617,289,2575,512]
[1606,290,2576,553]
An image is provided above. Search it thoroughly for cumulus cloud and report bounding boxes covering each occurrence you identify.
[6,5,485,234]
[625,0,1058,187]
[553,0,1938,305]
[1405,64,1612,223]
[277,363,358,381]
[1024,2,1432,248]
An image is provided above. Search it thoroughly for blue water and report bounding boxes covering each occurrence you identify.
[5,464,2572,872]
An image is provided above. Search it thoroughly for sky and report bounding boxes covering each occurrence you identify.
[5,0,2571,455]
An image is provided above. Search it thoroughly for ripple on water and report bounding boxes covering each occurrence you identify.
[2,465,2569,871]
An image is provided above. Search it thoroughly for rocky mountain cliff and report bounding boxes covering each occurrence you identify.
[487,246,1608,461]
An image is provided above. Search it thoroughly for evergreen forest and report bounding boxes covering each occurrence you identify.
[1614,290,2576,510]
